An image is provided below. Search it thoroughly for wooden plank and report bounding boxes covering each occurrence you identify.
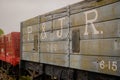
[40,29,69,41]
[40,53,69,67]
[40,31,52,41]
[80,38,120,56]
[70,55,120,76]
[22,16,39,27]
[22,24,39,35]
[80,19,120,39]
[22,52,39,62]
[40,13,52,23]
[53,16,69,30]
[52,54,69,67]
[70,1,120,27]
[22,33,38,42]
[70,0,119,14]
[23,43,38,52]
[40,21,52,32]
[70,19,120,40]
[52,7,68,19]
[52,29,69,41]
[40,41,69,53]
[40,53,52,64]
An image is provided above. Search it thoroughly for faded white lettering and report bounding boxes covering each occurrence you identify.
[84,9,99,35]
[57,18,65,38]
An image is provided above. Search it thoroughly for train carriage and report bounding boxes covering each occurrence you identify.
[20,0,120,80]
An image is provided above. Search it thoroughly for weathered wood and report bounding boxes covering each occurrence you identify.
[23,33,39,42]
[52,7,68,19]
[22,16,39,27]
[40,13,52,23]
[40,31,52,41]
[20,0,120,76]
[40,53,52,64]
[70,0,119,14]
[22,24,39,35]
[70,1,120,27]
[23,43,38,52]
[80,19,120,39]
[80,38,120,56]
[40,53,69,67]
[40,21,52,32]
[52,29,69,41]
[53,17,69,30]
[22,52,39,62]
[40,29,69,41]
[70,19,120,40]
[70,55,120,76]
[40,41,69,53]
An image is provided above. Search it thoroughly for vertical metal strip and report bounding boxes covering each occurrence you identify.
[38,16,41,63]
[19,22,23,77]
[67,6,70,67]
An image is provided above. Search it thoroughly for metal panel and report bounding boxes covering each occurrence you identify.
[53,17,69,30]
[40,53,69,67]
[70,55,120,76]
[72,29,80,53]
[40,41,69,53]
[34,35,38,51]
[22,24,39,35]
[22,33,38,42]
[22,52,39,62]
[70,0,119,14]
[70,1,120,27]
[40,29,69,41]
[80,38,120,56]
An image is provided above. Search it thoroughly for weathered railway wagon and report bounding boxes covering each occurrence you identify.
[0,32,20,80]
[20,0,120,80]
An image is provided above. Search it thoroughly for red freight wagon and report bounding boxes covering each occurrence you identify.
[5,32,20,66]
[0,35,6,62]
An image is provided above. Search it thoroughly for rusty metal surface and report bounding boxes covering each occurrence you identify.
[40,53,69,67]
[70,1,120,27]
